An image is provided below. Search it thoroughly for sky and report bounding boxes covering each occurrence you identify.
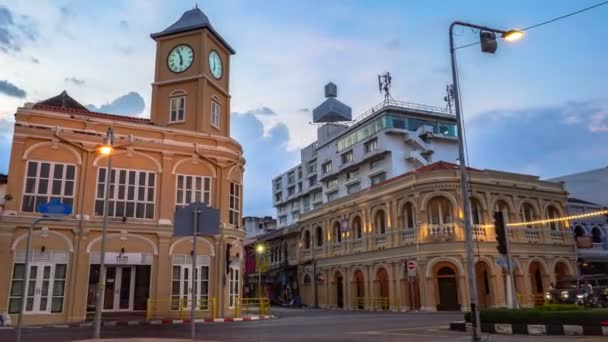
[0,0,607,217]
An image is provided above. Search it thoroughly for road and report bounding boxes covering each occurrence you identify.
[1,307,605,341]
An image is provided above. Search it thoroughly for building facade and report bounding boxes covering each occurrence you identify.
[0,173,7,215]
[295,162,577,311]
[0,8,245,324]
[567,198,608,275]
[549,167,608,206]
[243,216,277,238]
[273,86,458,228]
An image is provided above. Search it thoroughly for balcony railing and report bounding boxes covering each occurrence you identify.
[427,223,456,240]
[353,239,363,248]
[401,228,417,244]
[374,233,387,244]
[522,228,542,242]
[473,224,488,241]
[549,230,565,242]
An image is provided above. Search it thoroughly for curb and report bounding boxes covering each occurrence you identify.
[450,321,608,336]
[0,315,276,330]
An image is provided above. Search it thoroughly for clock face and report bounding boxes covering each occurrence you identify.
[208,50,222,79]
[167,44,194,73]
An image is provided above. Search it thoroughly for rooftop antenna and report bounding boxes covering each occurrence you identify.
[378,72,392,103]
[444,84,454,113]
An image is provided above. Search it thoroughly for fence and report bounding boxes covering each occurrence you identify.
[235,297,270,317]
[354,297,390,311]
[146,297,216,321]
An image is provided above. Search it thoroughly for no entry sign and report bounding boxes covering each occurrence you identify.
[406,261,416,278]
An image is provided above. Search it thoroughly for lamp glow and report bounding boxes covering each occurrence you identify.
[255,244,265,255]
[502,30,524,42]
[99,145,113,155]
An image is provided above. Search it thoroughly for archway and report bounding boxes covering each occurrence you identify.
[475,261,493,308]
[376,267,389,310]
[591,226,604,243]
[334,271,344,308]
[435,264,460,311]
[573,226,586,239]
[529,261,545,294]
[353,270,365,309]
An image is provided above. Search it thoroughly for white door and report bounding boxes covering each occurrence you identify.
[171,265,209,310]
[24,264,55,314]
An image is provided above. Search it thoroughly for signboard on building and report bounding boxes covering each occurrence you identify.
[104,253,143,265]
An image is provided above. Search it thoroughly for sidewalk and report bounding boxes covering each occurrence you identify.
[0,314,275,330]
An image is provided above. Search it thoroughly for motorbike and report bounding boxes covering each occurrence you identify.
[575,291,602,308]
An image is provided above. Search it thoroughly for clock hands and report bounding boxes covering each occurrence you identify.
[177,50,183,66]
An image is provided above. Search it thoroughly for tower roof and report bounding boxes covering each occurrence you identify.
[35,90,89,112]
[150,7,235,54]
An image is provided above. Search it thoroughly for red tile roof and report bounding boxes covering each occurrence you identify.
[370,161,480,190]
[32,104,152,124]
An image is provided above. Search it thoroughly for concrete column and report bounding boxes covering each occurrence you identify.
[67,230,90,322]
[390,262,400,311]
[421,274,436,311]
[344,267,351,310]
[155,237,171,313]
[365,264,372,310]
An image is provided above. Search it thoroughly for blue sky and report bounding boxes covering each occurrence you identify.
[0,0,607,216]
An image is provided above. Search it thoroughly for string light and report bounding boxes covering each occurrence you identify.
[506,209,608,228]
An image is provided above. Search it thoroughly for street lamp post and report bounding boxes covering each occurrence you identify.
[449,21,522,342]
[93,127,114,339]
[255,243,266,298]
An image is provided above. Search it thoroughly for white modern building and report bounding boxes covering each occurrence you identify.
[549,167,608,206]
[243,216,278,238]
[272,83,458,228]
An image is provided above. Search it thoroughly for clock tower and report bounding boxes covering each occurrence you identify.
[150,7,235,136]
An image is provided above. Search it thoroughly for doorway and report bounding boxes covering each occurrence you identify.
[436,266,460,311]
[336,273,344,308]
[171,264,210,310]
[103,266,135,311]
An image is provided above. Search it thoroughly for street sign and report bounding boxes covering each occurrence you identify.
[173,202,220,236]
[37,199,72,217]
[496,257,518,268]
[406,260,416,278]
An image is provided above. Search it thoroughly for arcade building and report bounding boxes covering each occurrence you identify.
[0,8,245,324]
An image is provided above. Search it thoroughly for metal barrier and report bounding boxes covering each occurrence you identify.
[146,297,216,321]
[354,297,390,311]
[235,297,270,318]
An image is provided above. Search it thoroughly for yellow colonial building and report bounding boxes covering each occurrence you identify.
[0,8,245,324]
[296,161,577,311]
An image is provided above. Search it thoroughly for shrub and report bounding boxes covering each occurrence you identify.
[464,308,608,326]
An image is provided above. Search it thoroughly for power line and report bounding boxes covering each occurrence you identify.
[454,1,608,50]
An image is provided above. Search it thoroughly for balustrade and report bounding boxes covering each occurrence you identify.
[427,223,456,240]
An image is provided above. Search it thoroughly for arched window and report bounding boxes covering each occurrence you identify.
[521,202,536,228]
[428,197,453,225]
[315,226,323,247]
[546,206,561,230]
[495,200,511,224]
[353,216,362,239]
[470,197,484,225]
[303,274,312,285]
[573,226,586,239]
[304,230,311,249]
[591,226,604,243]
[402,202,415,229]
[332,222,342,243]
[283,243,288,260]
[374,210,387,234]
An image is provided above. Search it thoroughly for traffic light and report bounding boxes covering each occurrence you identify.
[494,211,507,255]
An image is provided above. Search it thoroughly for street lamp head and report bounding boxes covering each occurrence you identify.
[502,30,524,42]
[255,244,265,255]
[99,145,113,155]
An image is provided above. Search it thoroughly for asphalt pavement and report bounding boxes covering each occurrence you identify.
[1,307,605,341]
